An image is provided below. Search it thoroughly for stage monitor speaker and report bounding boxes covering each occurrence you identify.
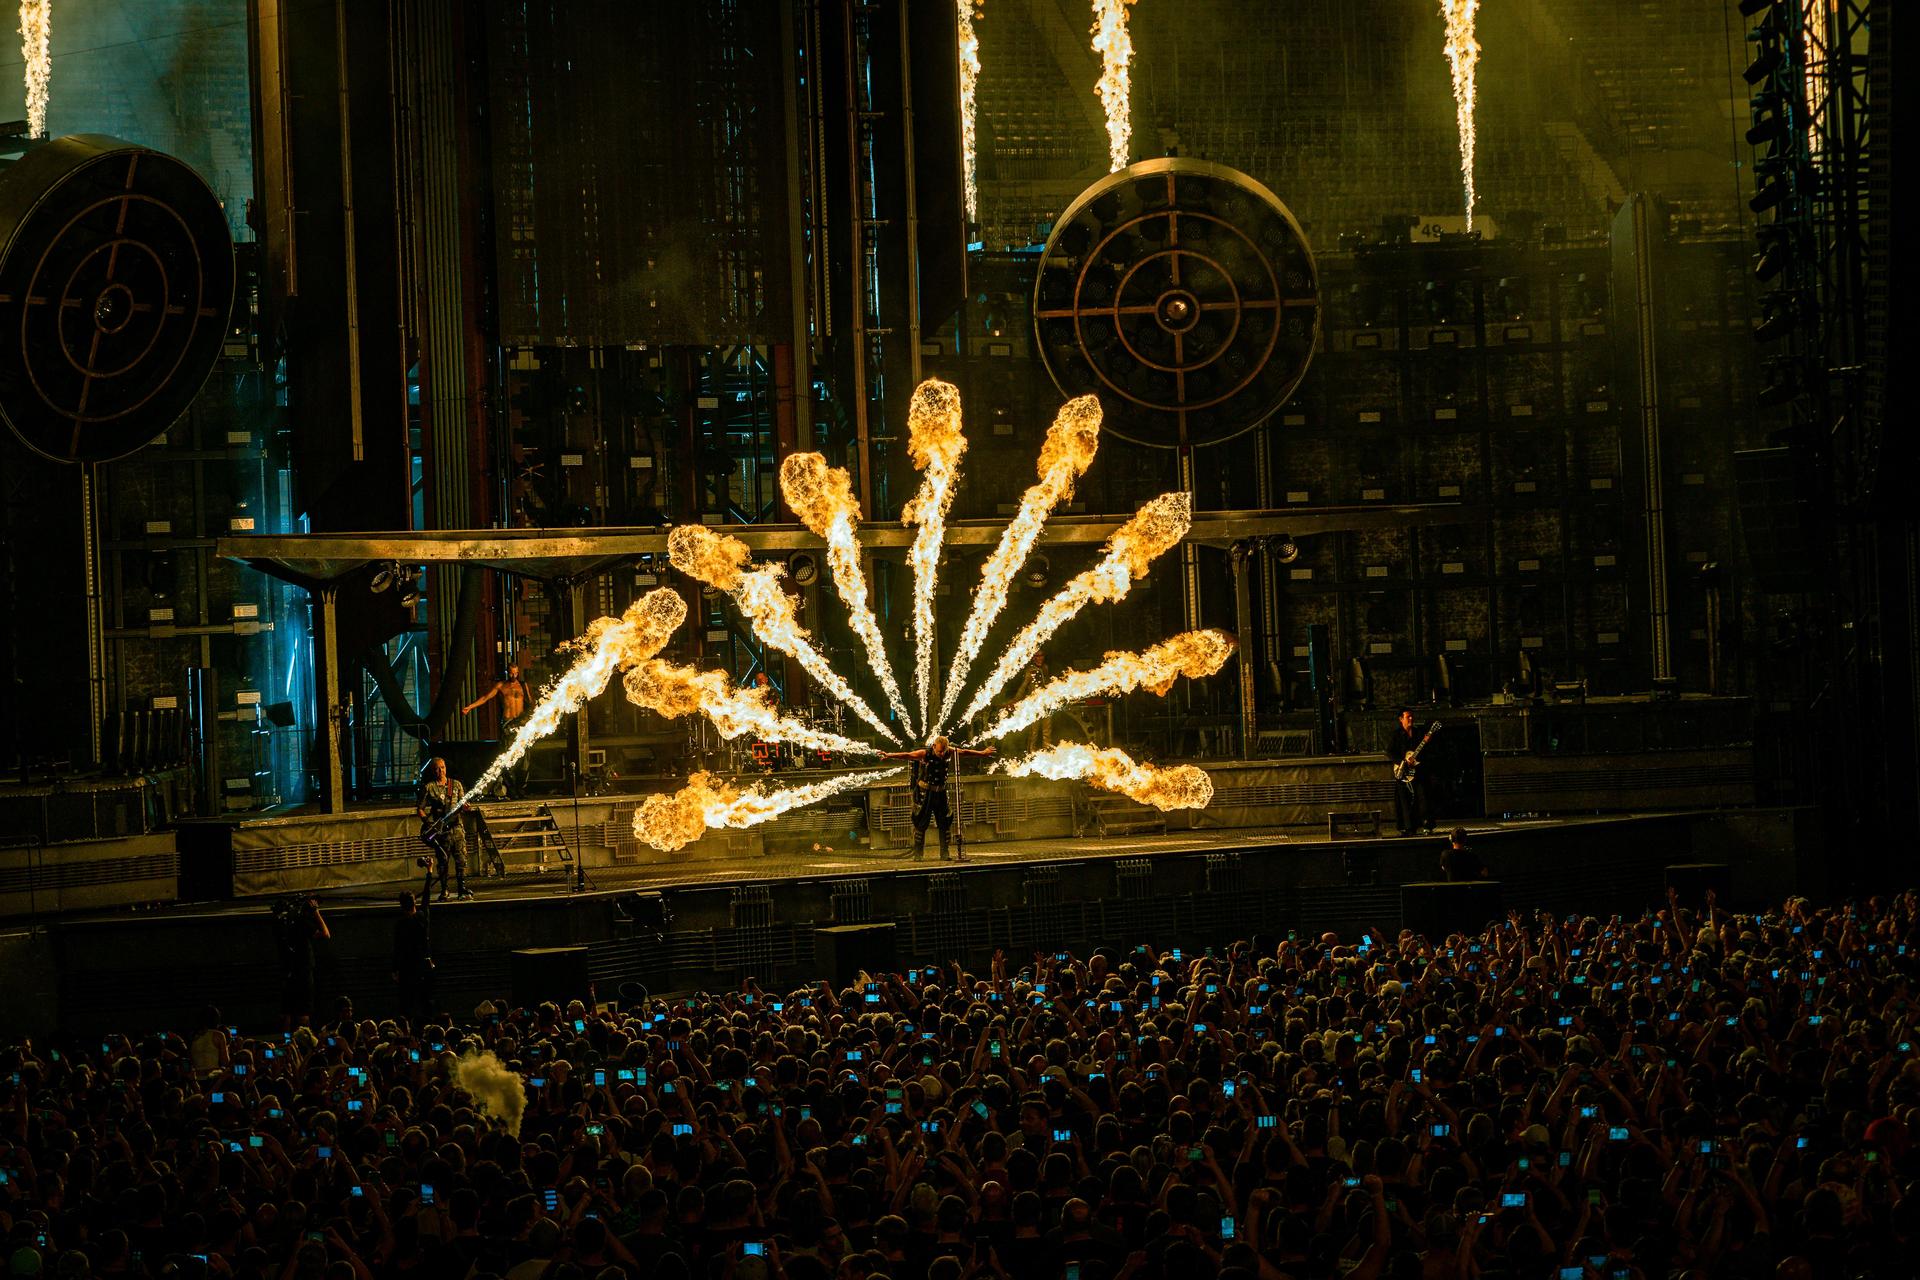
[1400,880,1503,940]
[816,922,897,989]
[1665,862,1732,907]
[510,946,592,1008]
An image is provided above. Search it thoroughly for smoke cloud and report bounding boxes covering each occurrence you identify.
[453,1049,526,1137]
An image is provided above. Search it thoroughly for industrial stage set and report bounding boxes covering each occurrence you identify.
[0,0,1887,1034]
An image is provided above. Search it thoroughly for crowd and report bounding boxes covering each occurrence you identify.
[4,888,1919,1280]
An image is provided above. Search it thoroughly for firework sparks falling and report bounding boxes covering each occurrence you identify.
[621,658,876,757]
[901,379,968,735]
[953,491,1192,728]
[1438,0,1480,227]
[453,589,687,814]
[957,0,981,225]
[19,0,50,138]
[972,629,1235,744]
[633,767,904,853]
[998,741,1212,811]
[668,525,900,743]
[779,453,912,730]
[1090,0,1135,172]
[936,395,1102,730]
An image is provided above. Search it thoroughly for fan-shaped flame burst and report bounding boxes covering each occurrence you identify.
[634,767,904,853]
[1090,0,1135,172]
[902,379,968,735]
[19,1,50,139]
[998,741,1212,811]
[669,524,899,743]
[954,491,1192,728]
[779,453,912,730]
[973,628,1235,744]
[621,659,875,757]
[1438,0,1480,228]
[937,395,1102,730]
[452,589,688,814]
[957,0,981,225]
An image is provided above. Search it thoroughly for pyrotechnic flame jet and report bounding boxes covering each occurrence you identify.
[634,767,904,852]
[969,629,1235,745]
[900,379,968,736]
[621,658,875,757]
[997,740,1212,811]
[1439,0,1481,227]
[1091,0,1135,172]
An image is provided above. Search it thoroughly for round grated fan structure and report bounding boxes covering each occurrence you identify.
[1032,157,1320,449]
[0,135,235,464]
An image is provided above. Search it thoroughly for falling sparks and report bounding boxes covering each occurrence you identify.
[1438,0,1480,228]
[901,379,968,736]
[972,629,1235,744]
[668,525,900,743]
[452,589,688,815]
[1090,0,1135,172]
[998,741,1212,811]
[18,0,50,138]
[621,658,876,757]
[953,491,1193,729]
[957,0,981,225]
[780,452,913,731]
[633,768,903,853]
[936,395,1102,730]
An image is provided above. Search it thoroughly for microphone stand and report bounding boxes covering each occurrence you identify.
[951,750,967,864]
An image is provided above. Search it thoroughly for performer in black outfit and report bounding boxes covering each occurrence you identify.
[391,891,433,1025]
[878,736,995,861]
[1385,707,1432,836]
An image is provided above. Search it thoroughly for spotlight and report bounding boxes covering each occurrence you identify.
[1749,174,1790,213]
[1743,47,1782,84]
[1758,356,1800,406]
[399,585,422,608]
[369,561,400,593]
[1266,535,1300,565]
[1746,111,1787,146]
[1024,554,1051,589]
[1753,232,1790,282]
[788,551,820,587]
[1752,297,1796,343]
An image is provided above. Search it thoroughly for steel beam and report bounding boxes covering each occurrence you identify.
[220,503,1482,587]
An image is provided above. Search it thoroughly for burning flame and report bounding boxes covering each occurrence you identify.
[901,379,968,735]
[998,741,1212,811]
[453,589,687,813]
[972,628,1234,744]
[957,0,981,225]
[633,767,903,853]
[1438,0,1480,228]
[1090,0,1135,172]
[953,491,1192,728]
[936,395,1102,730]
[669,524,900,743]
[19,0,50,138]
[780,452,913,730]
[621,658,876,757]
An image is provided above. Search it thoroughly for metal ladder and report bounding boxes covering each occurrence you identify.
[474,802,572,879]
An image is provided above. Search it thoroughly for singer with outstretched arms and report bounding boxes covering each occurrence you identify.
[877,736,995,862]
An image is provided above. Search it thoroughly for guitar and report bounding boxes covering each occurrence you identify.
[1393,722,1443,787]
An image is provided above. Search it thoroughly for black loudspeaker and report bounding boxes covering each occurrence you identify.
[816,923,898,989]
[1400,880,1503,940]
[177,842,236,902]
[1665,862,1732,907]
[510,946,592,1008]
[1734,448,1819,593]
[1306,624,1336,753]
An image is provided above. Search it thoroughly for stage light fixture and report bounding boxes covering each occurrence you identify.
[1749,174,1790,213]
[1753,237,1789,282]
[1758,356,1800,406]
[1266,535,1300,565]
[788,551,820,587]
[369,561,401,593]
[1752,296,1797,343]
[1743,47,1782,84]
[1746,111,1787,146]
[1024,554,1051,589]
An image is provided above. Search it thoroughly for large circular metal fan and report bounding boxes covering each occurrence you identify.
[0,135,235,463]
[1033,157,1319,449]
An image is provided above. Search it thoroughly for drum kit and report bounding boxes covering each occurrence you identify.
[684,703,852,776]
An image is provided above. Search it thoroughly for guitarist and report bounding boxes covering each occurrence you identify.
[1386,708,1434,836]
[878,736,995,862]
[416,756,472,901]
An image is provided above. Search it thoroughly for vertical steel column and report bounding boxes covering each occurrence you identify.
[779,0,815,450]
[315,585,346,813]
[1177,446,1202,631]
[1623,195,1672,681]
[80,465,105,766]
[897,0,924,387]
[1232,542,1257,759]
[332,0,366,461]
[841,0,873,513]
